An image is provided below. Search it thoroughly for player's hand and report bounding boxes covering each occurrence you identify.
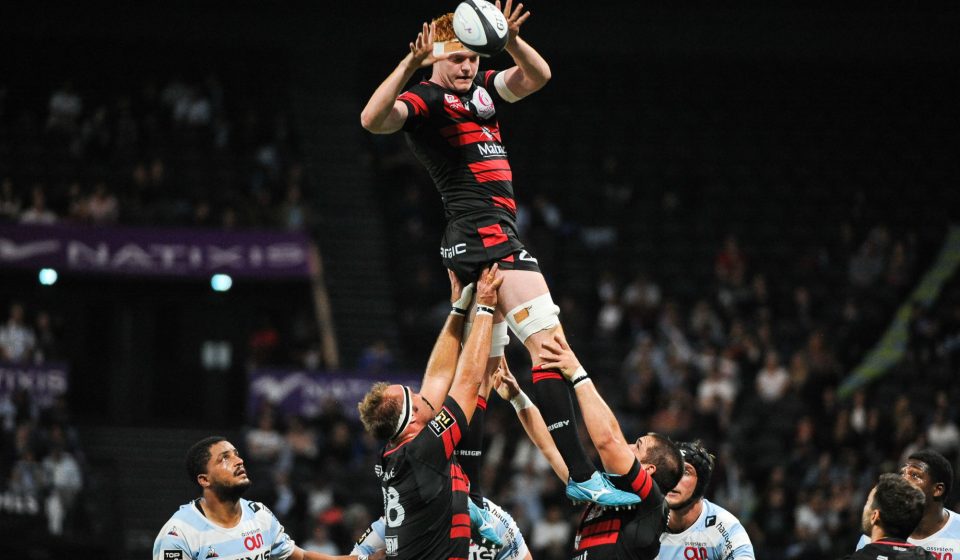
[496,0,531,45]
[408,22,446,68]
[538,333,581,380]
[368,551,386,560]
[475,264,503,308]
[449,269,476,312]
[493,357,522,400]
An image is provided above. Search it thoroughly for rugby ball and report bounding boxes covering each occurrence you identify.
[453,0,509,57]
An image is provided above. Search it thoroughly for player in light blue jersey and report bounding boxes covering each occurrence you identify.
[656,441,754,560]
[856,449,960,559]
[153,436,380,560]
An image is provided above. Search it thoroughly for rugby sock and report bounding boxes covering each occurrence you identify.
[459,395,486,505]
[531,365,595,482]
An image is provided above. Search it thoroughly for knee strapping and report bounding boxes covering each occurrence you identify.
[463,320,511,358]
[505,293,560,343]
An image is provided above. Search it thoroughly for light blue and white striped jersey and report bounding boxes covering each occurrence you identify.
[856,508,960,559]
[657,499,755,560]
[352,497,529,560]
[153,498,296,560]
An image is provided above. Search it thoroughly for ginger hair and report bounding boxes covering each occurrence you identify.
[431,13,457,43]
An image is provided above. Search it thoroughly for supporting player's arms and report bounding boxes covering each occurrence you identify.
[360,22,445,134]
[539,334,635,475]
[493,358,569,481]
[496,0,550,100]
[448,265,502,423]
[419,270,471,412]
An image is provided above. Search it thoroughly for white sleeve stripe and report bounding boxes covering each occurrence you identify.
[494,72,522,103]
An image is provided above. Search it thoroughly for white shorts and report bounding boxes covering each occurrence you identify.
[470,497,529,560]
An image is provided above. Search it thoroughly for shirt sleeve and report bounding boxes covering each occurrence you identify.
[715,518,755,560]
[153,521,192,560]
[262,505,296,560]
[351,516,386,556]
[398,83,434,131]
[408,396,468,468]
[608,457,659,501]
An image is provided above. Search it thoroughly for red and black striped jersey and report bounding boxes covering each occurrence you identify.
[376,396,471,560]
[398,70,518,222]
[572,459,668,560]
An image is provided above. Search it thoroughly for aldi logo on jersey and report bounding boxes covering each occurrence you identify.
[429,408,456,436]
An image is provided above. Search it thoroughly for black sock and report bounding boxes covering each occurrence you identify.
[532,365,595,482]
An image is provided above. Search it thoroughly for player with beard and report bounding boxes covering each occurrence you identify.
[856,449,960,558]
[656,441,754,560]
[494,337,684,560]
[360,1,641,509]
[843,474,935,560]
[153,436,376,560]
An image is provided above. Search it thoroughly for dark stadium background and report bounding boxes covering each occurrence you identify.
[1,1,958,558]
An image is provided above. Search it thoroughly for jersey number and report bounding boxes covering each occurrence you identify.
[383,486,406,527]
[930,553,953,560]
[683,546,707,560]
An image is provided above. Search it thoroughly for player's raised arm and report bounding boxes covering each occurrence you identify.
[494,0,551,102]
[538,334,636,475]
[418,270,475,413]
[448,265,502,423]
[493,357,569,482]
[360,22,443,134]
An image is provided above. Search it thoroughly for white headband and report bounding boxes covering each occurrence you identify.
[391,386,413,440]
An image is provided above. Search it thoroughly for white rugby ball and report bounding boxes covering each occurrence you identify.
[453,0,509,57]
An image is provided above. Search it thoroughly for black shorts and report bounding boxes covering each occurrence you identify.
[440,212,541,284]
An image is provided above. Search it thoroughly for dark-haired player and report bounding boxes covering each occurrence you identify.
[656,441,754,559]
[359,1,639,507]
[843,473,935,560]
[497,337,684,559]
[856,449,960,558]
[153,436,375,560]
[357,266,500,560]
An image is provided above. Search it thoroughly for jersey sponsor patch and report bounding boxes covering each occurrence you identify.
[163,551,184,560]
[429,408,457,436]
[356,525,374,546]
[705,515,717,527]
[386,535,399,556]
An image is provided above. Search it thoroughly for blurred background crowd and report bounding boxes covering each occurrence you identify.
[1,2,958,559]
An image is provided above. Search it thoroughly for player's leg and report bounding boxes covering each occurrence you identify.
[496,269,595,480]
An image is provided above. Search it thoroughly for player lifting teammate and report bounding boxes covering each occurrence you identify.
[357,266,500,560]
[495,337,684,560]
[360,0,639,508]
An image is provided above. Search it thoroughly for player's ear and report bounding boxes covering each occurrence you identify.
[197,473,210,488]
[933,481,945,499]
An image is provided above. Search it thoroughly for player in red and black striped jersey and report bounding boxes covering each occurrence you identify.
[361,2,642,509]
[494,337,684,560]
[359,267,502,560]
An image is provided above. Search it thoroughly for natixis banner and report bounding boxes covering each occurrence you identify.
[0,223,313,279]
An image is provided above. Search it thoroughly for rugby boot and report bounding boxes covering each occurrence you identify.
[566,471,641,509]
[469,499,504,549]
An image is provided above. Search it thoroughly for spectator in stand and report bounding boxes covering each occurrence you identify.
[0,302,36,363]
[33,310,60,364]
[47,81,83,133]
[925,410,960,461]
[530,504,570,560]
[42,442,83,535]
[715,233,747,286]
[756,351,791,403]
[85,181,119,224]
[0,177,21,221]
[20,185,57,224]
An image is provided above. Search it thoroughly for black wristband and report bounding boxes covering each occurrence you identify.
[476,304,495,315]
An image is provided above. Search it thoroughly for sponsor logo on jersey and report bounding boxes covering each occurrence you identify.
[163,551,184,560]
[477,143,507,157]
[444,93,465,111]
[356,525,373,546]
[440,242,467,259]
[386,535,399,556]
[205,546,219,558]
[457,449,482,456]
[248,502,262,513]
[429,408,456,436]
[167,526,180,537]
[705,515,716,527]
[471,87,496,119]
